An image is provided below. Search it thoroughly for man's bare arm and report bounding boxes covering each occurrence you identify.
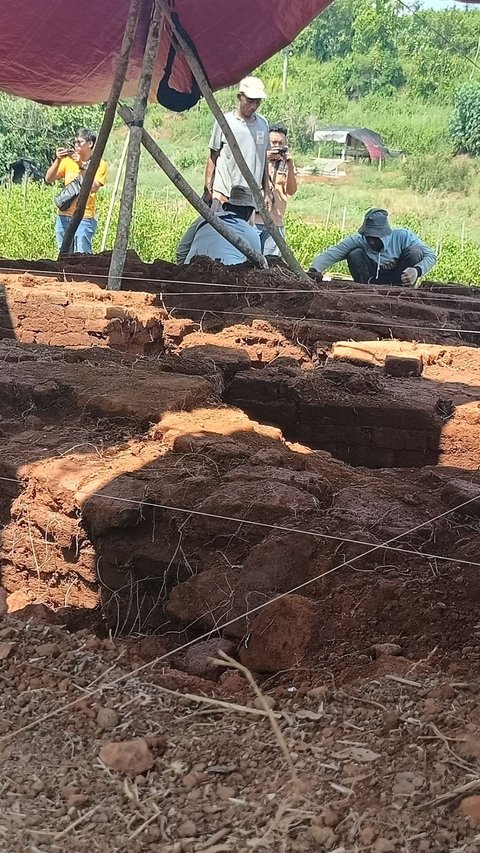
[204,149,219,195]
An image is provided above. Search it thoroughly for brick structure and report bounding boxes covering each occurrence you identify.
[0,274,165,354]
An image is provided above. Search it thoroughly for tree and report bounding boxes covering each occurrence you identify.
[0,94,103,175]
[450,83,480,155]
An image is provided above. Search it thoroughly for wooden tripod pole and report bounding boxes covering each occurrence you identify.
[158,0,310,282]
[108,1,162,290]
[117,103,267,268]
[58,0,142,257]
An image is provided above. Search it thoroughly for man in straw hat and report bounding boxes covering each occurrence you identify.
[184,184,261,265]
[309,208,436,286]
[203,76,270,211]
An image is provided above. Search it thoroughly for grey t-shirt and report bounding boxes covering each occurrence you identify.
[209,110,269,199]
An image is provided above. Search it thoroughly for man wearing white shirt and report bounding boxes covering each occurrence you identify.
[203,76,270,211]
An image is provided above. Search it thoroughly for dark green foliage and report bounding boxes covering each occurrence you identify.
[450,83,480,155]
[0,94,103,176]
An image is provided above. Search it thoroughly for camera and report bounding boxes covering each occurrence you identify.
[269,145,288,157]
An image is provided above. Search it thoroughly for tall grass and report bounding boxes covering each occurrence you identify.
[0,184,478,285]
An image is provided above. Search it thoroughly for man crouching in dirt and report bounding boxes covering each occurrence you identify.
[181,185,262,265]
[308,208,436,286]
[46,128,107,254]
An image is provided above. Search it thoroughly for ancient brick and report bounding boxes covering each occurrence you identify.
[384,355,423,377]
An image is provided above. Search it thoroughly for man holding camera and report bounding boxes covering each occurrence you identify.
[256,122,297,256]
[45,128,107,254]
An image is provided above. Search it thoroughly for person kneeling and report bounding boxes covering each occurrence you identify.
[309,208,436,286]
[185,185,261,265]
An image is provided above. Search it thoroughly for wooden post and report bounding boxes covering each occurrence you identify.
[159,0,310,282]
[324,191,334,235]
[108,1,162,290]
[117,103,267,267]
[100,134,129,252]
[341,206,347,238]
[282,48,290,96]
[59,0,143,257]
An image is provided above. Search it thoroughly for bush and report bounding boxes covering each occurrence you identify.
[402,154,472,194]
[0,186,479,285]
[450,83,480,155]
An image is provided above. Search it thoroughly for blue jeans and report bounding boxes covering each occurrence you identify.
[256,224,285,257]
[55,215,98,254]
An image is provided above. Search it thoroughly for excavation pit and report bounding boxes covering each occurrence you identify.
[1,261,480,686]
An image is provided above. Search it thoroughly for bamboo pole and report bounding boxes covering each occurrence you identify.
[324,191,334,235]
[58,0,143,257]
[100,134,129,252]
[117,103,267,267]
[341,205,347,238]
[158,0,309,282]
[108,2,162,290]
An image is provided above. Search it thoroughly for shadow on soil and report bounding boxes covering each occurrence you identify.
[2,269,480,681]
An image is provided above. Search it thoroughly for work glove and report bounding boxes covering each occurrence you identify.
[400,267,419,287]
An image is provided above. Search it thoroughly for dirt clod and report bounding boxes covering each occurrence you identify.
[459,795,480,826]
[99,738,155,774]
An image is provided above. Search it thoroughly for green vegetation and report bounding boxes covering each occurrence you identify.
[1,184,479,285]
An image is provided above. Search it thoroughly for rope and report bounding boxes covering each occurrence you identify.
[1,480,479,745]
[0,473,479,571]
[1,264,479,304]
[166,304,480,337]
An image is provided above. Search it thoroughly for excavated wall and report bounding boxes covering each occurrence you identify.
[1,259,480,678]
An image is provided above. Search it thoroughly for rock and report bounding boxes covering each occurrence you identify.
[383,711,401,731]
[373,839,396,853]
[183,638,236,681]
[96,707,119,731]
[459,795,480,825]
[239,595,317,673]
[193,481,320,535]
[24,414,44,430]
[371,642,402,658]
[99,738,155,775]
[12,603,60,624]
[308,685,329,701]
[322,808,340,828]
[35,642,61,658]
[459,734,480,761]
[392,771,424,795]
[253,695,276,710]
[384,355,423,377]
[6,590,34,612]
[178,820,197,838]
[0,642,14,660]
[311,825,335,846]
[0,587,7,616]
[217,784,235,800]
[360,826,377,845]
[250,448,286,466]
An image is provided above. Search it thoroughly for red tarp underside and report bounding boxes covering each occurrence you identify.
[0,0,331,107]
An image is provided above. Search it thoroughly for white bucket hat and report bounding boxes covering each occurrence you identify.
[238,76,267,100]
